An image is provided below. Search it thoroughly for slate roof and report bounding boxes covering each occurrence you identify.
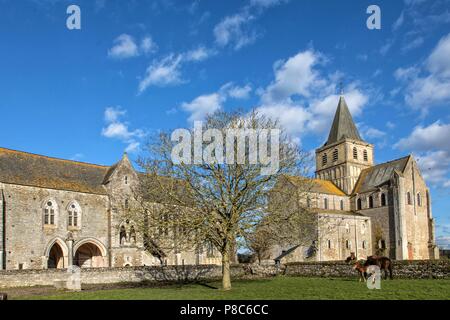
[325,96,363,146]
[287,176,346,196]
[0,147,111,194]
[353,155,411,194]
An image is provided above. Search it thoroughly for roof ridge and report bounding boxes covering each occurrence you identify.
[0,147,111,168]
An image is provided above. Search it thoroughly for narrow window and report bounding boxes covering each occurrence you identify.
[340,199,344,210]
[324,198,328,210]
[345,223,350,233]
[362,240,366,249]
[357,198,362,210]
[44,201,56,226]
[417,193,422,207]
[381,193,387,206]
[125,176,128,185]
[353,147,358,160]
[120,225,127,245]
[369,196,374,208]
[322,153,328,166]
[129,226,136,243]
[125,199,129,209]
[68,203,79,227]
[307,197,311,208]
[363,150,368,162]
[333,149,338,162]
[345,240,350,249]
[407,192,412,205]
[327,240,331,249]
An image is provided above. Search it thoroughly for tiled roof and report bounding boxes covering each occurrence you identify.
[353,155,411,194]
[0,147,110,194]
[325,96,363,146]
[287,176,346,196]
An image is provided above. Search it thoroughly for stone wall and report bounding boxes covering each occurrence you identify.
[0,260,448,288]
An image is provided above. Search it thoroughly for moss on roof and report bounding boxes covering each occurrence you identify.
[286,176,346,196]
[0,147,111,194]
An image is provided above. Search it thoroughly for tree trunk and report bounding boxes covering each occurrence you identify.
[222,250,232,291]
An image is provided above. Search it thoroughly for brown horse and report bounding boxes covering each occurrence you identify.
[364,255,393,280]
[353,260,368,282]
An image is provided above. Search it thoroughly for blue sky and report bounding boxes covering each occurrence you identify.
[0,0,449,248]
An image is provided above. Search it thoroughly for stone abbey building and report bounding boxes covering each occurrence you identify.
[0,95,440,271]
[272,95,439,263]
[0,150,221,270]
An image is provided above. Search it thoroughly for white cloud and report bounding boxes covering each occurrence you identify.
[254,49,369,141]
[402,36,424,52]
[108,34,139,59]
[250,0,288,8]
[214,12,257,50]
[181,93,224,123]
[184,46,214,62]
[108,34,158,59]
[396,33,450,110]
[221,83,252,99]
[138,54,184,93]
[140,36,158,54]
[436,236,450,249]
[392,11,405,31]
[101,107,145,153]
[395,121,450,187]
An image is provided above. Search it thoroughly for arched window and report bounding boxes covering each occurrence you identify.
[369,196,374,208]
[44,200,57,225]
[362,240,367,249]
[120,225,127,245]
[381,193,387,206]
[129,226,136,244]
[353,147,358,160]
[68,202,81,227]
[322,153,328,166]
[357,198,362,210]
[324,198,328,209]
[333,149,338,162]
[407,192,412,205]
[340,199,344,210]
[363,150,368,162]
[417,193,422,207]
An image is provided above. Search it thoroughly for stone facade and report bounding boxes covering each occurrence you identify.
[270,95,438,263]
[0,148,221,271]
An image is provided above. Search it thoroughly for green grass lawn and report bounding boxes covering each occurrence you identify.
[11,277,450,300]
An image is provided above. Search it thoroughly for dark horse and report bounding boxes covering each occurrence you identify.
[364,255,393,280]
[346,254,393,280]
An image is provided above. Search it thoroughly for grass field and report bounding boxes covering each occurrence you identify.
[8,277,450,300]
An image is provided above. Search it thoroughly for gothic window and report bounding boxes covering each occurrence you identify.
[353,147,358,160]
[417,193,422,207]
[44,200,57,225]
[363,150,368,162]
[340,199,344,210]
[362,240,367,249]
[333,149,338,162]
[129,226,136,244]
[357,198,362,210]
[120,225,127,245]
[369,196,374,208]
[381,193,387,206]
[407,192,412,205]
[324,198,328,210]
[322,153,328,166]
[68,202,80,227]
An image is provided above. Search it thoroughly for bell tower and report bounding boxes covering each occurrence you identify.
[315,95,374,194]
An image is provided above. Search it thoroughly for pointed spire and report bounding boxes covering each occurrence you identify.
[325,95,363,146]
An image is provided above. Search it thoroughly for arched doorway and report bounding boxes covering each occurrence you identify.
[74,241,106,268]
[48,242,65,269]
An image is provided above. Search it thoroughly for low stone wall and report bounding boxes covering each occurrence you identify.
[283,260,450,279]
[0,260,448,288]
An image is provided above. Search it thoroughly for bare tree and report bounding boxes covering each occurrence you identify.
[124,110,311,290]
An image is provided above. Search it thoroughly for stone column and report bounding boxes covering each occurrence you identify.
[66,232,74,267]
